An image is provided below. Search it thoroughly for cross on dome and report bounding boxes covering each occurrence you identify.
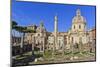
[76,9,81,16]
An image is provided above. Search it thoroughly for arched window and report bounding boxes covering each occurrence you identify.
[79,25,81,29]
[73,25,75,29]
[79,37,82,43]
[72,37,73,43]
[38,34,40,36]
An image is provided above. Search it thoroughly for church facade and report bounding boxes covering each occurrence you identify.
[24,9,95,52]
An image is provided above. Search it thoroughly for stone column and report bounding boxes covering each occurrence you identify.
[54,15,58,50]
[43,37,45,56]
[32,36,35,55]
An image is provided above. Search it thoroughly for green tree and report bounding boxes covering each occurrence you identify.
[12,21,36,54]
[15,26,36,54]
[12,21,18,29]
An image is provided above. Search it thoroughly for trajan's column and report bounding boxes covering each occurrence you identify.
[54,15,58,50]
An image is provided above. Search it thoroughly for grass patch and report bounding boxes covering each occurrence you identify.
[23,51,32,56]
[34,51,43,58]
[65,51,72,55]
[44,50,52,58]
[16,56,26,60]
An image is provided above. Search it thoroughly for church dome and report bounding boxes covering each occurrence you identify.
[72,9,86,23]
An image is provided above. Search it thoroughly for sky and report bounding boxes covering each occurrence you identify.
[12,0,96,32]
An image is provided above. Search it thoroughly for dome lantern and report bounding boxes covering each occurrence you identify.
[76,9,81,16]
[72,9,86,23]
